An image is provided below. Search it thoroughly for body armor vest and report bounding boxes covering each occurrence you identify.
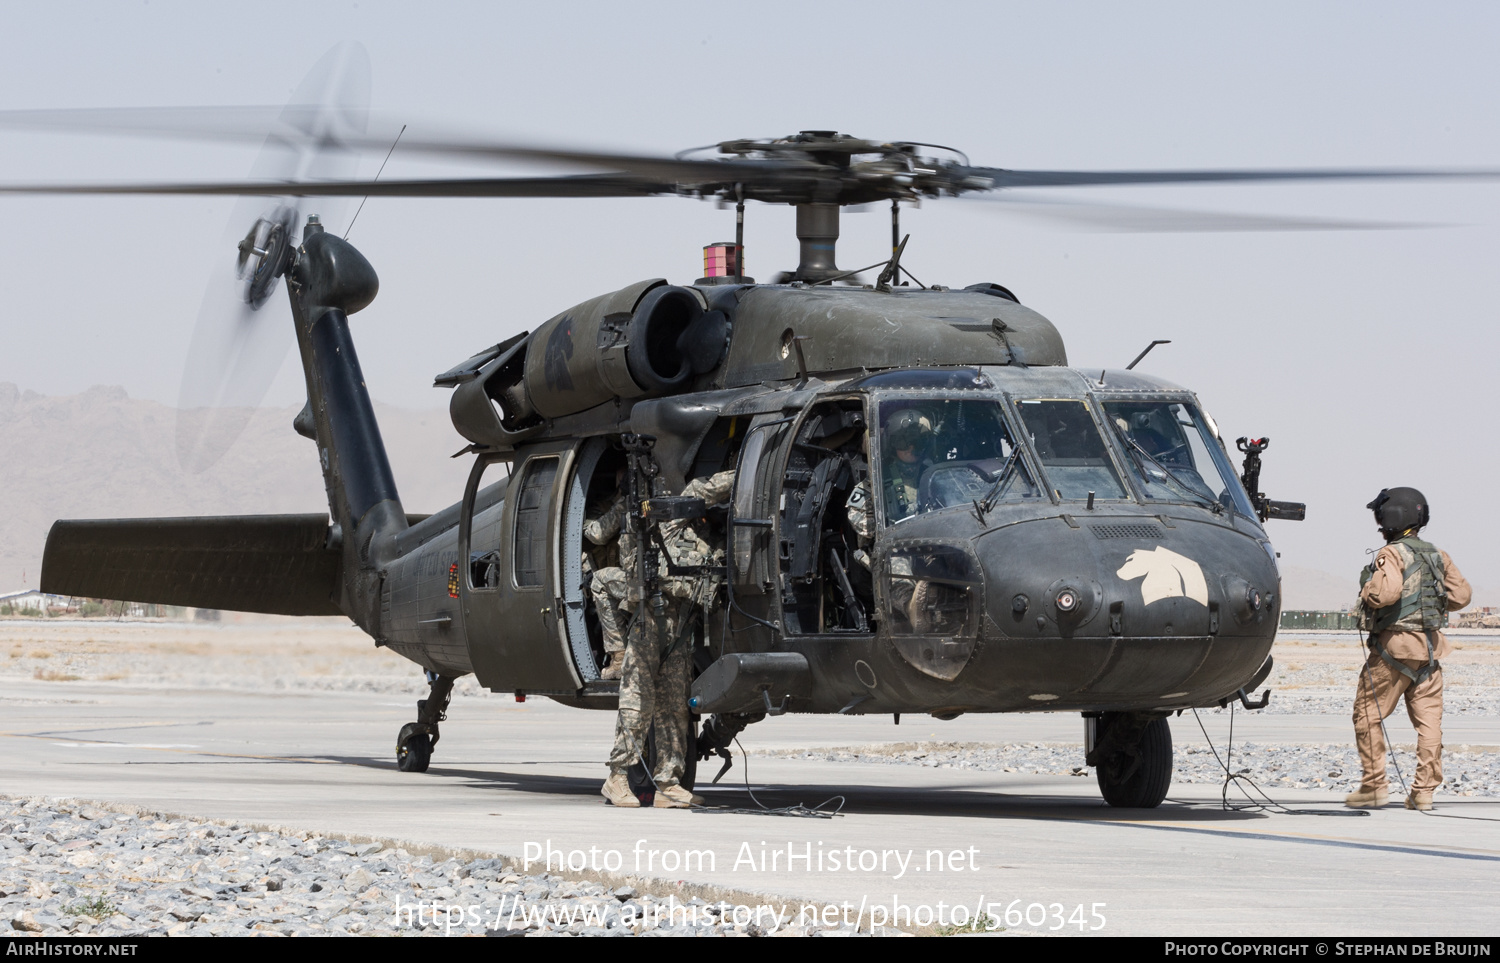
[1360,536,1448,634]
[1358,535,1447,685]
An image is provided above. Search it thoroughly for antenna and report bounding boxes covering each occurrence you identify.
[1126,339,1172,370]
[345,124,406,240]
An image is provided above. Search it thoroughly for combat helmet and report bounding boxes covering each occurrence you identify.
[884,408,933,457]
[1368,487,1429,540]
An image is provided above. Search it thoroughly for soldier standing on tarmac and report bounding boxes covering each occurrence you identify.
[1347,487,1471,811]
[601,468,733,809]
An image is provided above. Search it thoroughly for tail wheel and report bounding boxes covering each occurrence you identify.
[396,724,433,773]
[1096,715,1172,808]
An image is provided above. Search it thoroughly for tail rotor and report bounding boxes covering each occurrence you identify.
[174,42,370,473]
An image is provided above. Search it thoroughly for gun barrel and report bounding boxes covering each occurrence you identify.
[1265,499,1306,521]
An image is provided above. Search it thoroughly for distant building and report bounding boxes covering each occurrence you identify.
[0,590,71,614]
[1280,610,1361,630]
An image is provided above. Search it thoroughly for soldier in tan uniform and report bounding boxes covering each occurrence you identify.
[1347,487,1471,811]
[601,470,733,809]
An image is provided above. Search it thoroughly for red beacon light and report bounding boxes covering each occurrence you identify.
[699,241,748,284]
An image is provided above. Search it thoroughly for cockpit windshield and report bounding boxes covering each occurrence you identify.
[877,399,1038,525]
[1013,399,1128,501]
[1103,401,1256,518]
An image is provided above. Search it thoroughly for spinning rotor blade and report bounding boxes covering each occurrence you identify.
[6,105,1499,206]
[4,163,1496,210]
[175,42,370,474]
[964,165,1500,189]
[968,193,1434,233]
[0,107,801,183]
[0,173,679,199]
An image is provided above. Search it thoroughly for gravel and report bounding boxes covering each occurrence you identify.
[0,797,878,937]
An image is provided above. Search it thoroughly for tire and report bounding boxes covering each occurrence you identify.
[1097,716,1172,808]
[397,728,432,773]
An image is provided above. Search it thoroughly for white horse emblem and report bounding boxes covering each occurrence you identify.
[1116,547,1209,606]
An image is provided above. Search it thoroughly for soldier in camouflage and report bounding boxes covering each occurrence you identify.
[583,479,634,681]
[601,470,733,809]
[847,413,937,630]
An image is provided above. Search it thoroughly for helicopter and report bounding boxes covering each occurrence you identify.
[24,103,1494,808]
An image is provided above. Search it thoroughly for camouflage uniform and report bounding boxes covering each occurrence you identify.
[883,458,924,524]
[606,596,694,787]
[659,470,733,606]
[848,476,919,626]
[605,471,733,793]
[584,493,634,663]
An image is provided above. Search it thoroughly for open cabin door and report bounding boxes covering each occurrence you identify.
[775,399,875,636]
[460,443,584,694]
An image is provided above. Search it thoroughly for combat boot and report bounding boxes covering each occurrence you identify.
[1405,790,1433,811]
[1344,787,1389,809]
[601,772,640,808]
[601,652,624,681]
[653,784,703,808]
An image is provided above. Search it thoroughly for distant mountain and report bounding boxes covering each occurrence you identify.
[0,383,472,590]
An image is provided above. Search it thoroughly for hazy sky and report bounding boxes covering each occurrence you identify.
[2,1,1498,590]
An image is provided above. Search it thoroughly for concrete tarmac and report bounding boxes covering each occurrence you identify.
[3,672,1498,937]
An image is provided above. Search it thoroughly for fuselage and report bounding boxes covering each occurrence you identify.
[372,283,1279,717]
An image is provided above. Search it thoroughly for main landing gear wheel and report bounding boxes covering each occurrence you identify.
[396,724,433,773]
[1092,713,1173,809]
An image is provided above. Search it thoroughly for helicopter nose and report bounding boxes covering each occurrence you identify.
[971,515,1278,708]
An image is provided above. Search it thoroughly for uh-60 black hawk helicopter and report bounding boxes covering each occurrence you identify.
[39,115,1488,810]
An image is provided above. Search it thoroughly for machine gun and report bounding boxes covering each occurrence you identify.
[1235,437,1307,522]
[620,433,665,618]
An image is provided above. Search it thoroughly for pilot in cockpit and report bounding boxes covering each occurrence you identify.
[881,407,935,524]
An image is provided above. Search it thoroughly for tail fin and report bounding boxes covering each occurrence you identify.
[286,217,406,629]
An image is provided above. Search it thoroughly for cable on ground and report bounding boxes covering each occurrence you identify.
[691,738,844,819]
[1190,705,1368,817]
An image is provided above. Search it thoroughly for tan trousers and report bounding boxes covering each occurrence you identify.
[1352,652,1444,793]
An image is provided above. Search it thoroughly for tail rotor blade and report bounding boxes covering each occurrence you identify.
[173,42,370,472]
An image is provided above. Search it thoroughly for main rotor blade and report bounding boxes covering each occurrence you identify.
[0,106,804,182]
[966,166,1500,189]
[964,193,1435,232]
[0,105,322,140]
[0,173,683,198]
